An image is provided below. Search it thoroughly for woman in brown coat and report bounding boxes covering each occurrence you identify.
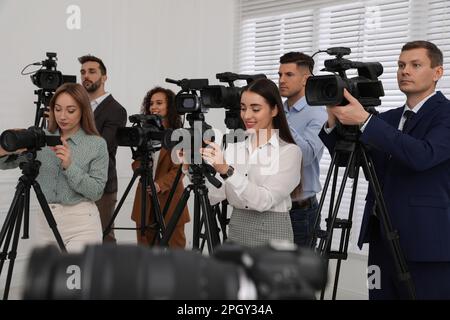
[131,87,190,248]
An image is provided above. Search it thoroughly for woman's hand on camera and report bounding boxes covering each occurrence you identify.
[175,148,190,171]
[200,140,228,175]
[51,138,72,170]
[0,147,9,157]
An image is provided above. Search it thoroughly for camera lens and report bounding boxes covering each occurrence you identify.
[0,129,39,152]
[322,83,337,99]
[0,130,19,152]
[182,97,196,109]
[23,244,241,300]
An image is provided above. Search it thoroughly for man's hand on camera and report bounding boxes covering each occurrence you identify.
[328,89,370,126]
[200,140,228,175]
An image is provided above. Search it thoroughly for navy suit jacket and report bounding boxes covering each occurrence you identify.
[94,94,127,193]
[319,91,450,262]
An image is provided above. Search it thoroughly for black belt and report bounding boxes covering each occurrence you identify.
[291,196,316,210]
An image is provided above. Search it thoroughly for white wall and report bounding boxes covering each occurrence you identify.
[0,0,236,298]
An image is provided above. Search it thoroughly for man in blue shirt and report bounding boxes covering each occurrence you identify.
[278,52,327,247]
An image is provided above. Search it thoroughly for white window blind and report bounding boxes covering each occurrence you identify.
[236,0,450,254]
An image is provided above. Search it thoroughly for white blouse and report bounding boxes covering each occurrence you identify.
[207,133,302,212]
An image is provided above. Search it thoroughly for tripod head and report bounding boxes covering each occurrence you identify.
[187,163,222,189]
[17,149,42,181]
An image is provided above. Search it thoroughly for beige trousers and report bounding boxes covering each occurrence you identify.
[36,201,102,253]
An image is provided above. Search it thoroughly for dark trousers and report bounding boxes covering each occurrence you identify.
[368,220,450,300]
[289,196,319,247]
[95,192,117,243]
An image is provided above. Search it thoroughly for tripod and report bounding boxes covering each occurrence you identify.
[160,163,222,254]
[0,151,66,300]
[103,148,165,243]
[312,129,416,300]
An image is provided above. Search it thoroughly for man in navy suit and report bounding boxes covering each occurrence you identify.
[78,55,127,243]
[319,41,450,299]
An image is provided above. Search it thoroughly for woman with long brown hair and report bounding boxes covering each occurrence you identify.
[0,83,108,252]
[182,78,302,247]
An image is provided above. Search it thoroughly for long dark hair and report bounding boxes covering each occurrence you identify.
[48,83,100,136]
[140,87,182,129]
[242,78,303,197]
[242,78,296,144]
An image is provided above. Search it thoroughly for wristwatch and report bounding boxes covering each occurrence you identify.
[220,165,234,180]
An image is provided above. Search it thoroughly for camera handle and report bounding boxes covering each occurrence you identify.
[0,153,66,300]
[33,89,53,129]
[311,137,416,300]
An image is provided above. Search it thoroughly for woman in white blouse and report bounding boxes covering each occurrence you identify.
[197,78,302,247]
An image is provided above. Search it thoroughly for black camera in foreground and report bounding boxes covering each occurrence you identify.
[305,47,385,107]
[22,242,327,300]
[30,52,76,91]
[116,114,173,151]
[0,127,62,152]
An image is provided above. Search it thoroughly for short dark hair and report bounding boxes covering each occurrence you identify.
[279,52,314,73]
[401,41,443,67]
[78,55,107,75]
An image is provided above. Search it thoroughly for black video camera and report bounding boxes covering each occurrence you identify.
[116,114,172,153]
[305,47,385,107]
[22,242,327,300]
[0,127,62,152]
[166,72,266,129]
[30,52,76,91]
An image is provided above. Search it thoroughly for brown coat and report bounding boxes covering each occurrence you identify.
[131,148,190,248]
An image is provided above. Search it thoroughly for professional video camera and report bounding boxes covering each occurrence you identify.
[30,52,76,91]
[166,72,266,129]
[305,47,384,108]
[116,114,173,155]
[22,52,77,128]
[0,126,62,152]
[22,241,327,300]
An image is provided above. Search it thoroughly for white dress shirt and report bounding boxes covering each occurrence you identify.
[90,92,111,112]
[207,132,302,212]
[398,91,435,130]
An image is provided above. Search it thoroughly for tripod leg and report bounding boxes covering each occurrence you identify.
[159,186,192,246]
[162,166,183,218]
[0,182,27,251]
[321,151,355,255]
[198,190,221,254]
[312,151,339,248]
[2,194,25,300]
[318,151,356,299]
[216,202,229,241]
[0,188,24,284]
[146,170,165,243]
[22,188,30,239]
[318,161,340,299]
[192,191,201,250]
[32,182,66,252]
[331,167,360,300]
[360,150,416,299]
[104,170,140,238]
